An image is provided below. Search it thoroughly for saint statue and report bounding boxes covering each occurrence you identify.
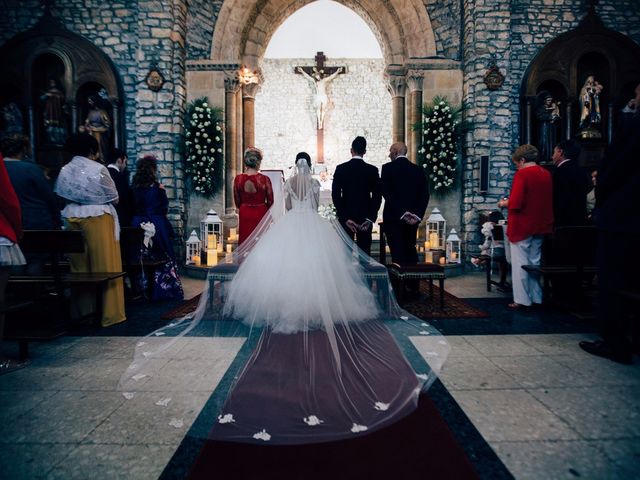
[579,75,603,133]
[81,95,111,162]
[535,92,561,163]
[296,66,344,129]
[40,79,66,145]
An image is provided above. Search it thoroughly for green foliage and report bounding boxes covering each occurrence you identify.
[184,98,223,197]
[418,97,465,192]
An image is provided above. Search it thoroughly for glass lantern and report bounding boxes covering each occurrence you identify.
[446,228,461,264]
[426,207,446,250]
[186,230,200,265]
[200,210,223,252]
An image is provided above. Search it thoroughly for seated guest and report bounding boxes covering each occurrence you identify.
[55,133,126,327]
[107,148,133,227]
[3,134,61,274]
[131,156,183,300]
[2,134,61,231]
[551,140,591,227]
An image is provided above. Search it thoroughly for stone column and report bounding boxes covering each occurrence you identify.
[386,75,407,143]
[241,70,263,153]
[235,88,243,175]
[224,72,240,215]
[407,71,424,164]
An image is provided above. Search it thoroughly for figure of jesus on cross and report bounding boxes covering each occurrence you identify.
[295,52,346,163]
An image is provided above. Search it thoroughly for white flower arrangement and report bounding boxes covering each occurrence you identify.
[318,204,337,220]
[184,97,223,197]
[419,97,463,192]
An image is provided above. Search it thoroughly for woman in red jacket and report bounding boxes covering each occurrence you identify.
[498,145,553,309]
[0,154,28,374]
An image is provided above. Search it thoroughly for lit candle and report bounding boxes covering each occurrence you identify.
[425,251,433,263]
[207,233,217,250]
[451,251,458,261]
[206,249,217,266]
[226,244,232,253]
[430,232,439,249]
[439,256,446,265]
[192,254,200,266]
[424,241,430,251]
[418,246,424,253]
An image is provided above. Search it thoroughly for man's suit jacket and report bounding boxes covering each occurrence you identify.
[381,156,429,223]
[552,160,591,227]
[331,157,382,224]
[108,166,133,226]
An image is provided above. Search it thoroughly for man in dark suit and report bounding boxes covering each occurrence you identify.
[580,84,640,364]
[551,140,591,227]
[381,142,429,268]
[331,136,382,255]
[107,148,132,227]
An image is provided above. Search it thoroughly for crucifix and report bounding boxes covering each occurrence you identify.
[295,52,345,163]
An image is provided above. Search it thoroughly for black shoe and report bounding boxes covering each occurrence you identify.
[579,340,633,365]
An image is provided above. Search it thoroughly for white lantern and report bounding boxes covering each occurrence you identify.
[426,207,447,250]
[446,228,461,264]
[186,230,200,265]
[200,210,223,252]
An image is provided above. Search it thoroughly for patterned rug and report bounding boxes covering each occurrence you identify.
[161,284,487,320]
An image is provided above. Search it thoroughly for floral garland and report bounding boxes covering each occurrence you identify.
[184,98,223,196]
[418,98,463,192]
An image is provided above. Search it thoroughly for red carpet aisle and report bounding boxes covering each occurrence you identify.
[188,393,480,480]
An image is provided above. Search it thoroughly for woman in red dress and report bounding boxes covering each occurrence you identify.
[234,147,274,244]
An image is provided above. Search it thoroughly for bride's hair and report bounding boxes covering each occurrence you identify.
[295,151,311,168]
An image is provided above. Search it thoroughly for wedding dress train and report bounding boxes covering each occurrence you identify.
[120,159,449,445]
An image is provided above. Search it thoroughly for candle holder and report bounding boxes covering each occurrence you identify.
[426,208,446,250]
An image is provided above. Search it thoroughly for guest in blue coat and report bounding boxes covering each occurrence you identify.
[131,155,183,300]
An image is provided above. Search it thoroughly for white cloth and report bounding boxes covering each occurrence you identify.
[0,236,26,266]
[224,160,378,334]
[510,235,543,305]
[260,169,285,223]
[55,155,121,240]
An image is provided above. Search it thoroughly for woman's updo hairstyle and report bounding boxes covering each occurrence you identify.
[295,151,311,168]
[243,147,263,169]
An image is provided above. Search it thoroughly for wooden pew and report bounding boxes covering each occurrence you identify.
[6,230,125,358]
[522,226,597,304]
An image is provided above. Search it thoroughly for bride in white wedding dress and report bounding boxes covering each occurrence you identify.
[120,152,449,445]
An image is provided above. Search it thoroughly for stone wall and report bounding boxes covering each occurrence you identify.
[255,58,392,178]
[424,0,462,60]
[460,0,640,253]
[186,0,220,60]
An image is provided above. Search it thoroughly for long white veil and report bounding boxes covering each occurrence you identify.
[119,158,449,445]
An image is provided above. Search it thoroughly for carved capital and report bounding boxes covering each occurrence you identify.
[386,75,406,98]
[242,82,262,99]
[239,66,263,99]
[406,70,424,93]
[223,71,241,94]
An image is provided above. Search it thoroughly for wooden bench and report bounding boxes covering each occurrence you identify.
[388,263,446,308]
[6,230,125,358]
[522,226,597,305]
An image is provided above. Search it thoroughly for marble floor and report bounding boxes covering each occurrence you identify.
[1,272,638,479]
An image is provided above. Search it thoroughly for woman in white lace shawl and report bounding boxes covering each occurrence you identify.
[55,133,125,326]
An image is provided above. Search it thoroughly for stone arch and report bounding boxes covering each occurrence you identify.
[210,0,437,67]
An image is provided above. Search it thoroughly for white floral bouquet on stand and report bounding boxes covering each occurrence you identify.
[184,98,223,197]
[418,97,464,192]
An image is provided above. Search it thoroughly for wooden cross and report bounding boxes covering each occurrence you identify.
[295,52,346,164]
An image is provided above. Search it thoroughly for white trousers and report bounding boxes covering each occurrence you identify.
[509,235,543,306]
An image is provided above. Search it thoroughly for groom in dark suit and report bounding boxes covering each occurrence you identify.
[332,136,382,255]
[381,142,429,266]
[551,140,591,227]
